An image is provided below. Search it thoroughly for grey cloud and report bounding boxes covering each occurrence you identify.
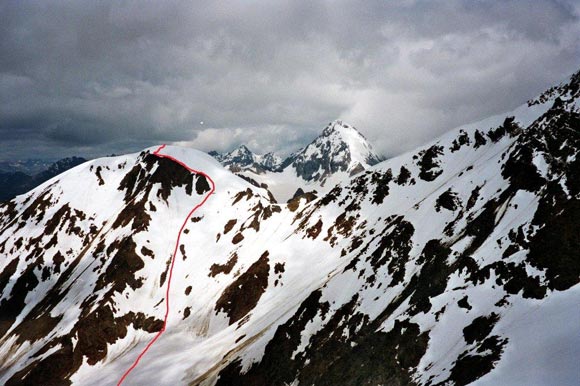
[0,0,579,160]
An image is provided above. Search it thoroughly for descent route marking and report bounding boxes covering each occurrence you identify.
[117,144,216,386]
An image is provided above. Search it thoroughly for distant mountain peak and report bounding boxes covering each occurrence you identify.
[287,120,383,182]
[260,152,283,171]
[211,120,385,201]
[46,156,87,174]
[321,119,343,135]
[232,144,252,154]
[321,119,358,136]
[210,145,282,172]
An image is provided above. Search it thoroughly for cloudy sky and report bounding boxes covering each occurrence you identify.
[1,0,579,161]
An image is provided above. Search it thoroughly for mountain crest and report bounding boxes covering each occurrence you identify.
[288,120,383,182]
[231,144,252,155]
[218,145,256,169]
[213,120,385,201]
[321,119,364,138]
[211,145,282,173]
[260,152,282,170]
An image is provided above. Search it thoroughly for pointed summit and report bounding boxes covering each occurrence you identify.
[233,144,252,154]
[224,120,385,202]
[321,119,352,136]
[220,145,257,169]
[288,120,383,182]
[210,145,283,173]
[259,152,283,171]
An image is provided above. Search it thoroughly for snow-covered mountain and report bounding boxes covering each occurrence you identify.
[284,120,383,180]
[235,120,384,202]
[209,146,282,173]
[258,152,283,171]
[0,70,579,386]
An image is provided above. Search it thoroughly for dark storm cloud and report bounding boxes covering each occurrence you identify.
[1,0,579,160]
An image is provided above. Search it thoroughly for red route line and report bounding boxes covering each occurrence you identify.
[117,144,216,386]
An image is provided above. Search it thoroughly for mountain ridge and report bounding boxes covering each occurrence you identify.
[214,120,385,202]
[0,156,87,202]
[0,70,578,385]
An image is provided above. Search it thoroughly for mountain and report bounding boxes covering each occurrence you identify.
[236,120,384,202]
[0,70,579,386]
[210,145,282,173]
[0,159,55,175]
[258,152,283,171]
[42,157,87,178]
[284,120,383,180]
[0,156,87,202]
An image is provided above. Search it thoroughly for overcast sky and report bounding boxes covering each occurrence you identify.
[1,0,579,161]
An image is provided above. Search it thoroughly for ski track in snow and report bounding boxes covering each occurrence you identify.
[117,144,216,386]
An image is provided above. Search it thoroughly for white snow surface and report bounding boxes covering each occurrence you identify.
[474,284,580,386]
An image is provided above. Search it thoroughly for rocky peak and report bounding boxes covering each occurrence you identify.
[288,120,383,182]
[219,145,257,169]
[321,119,357,137]
[231,144,252,155]
[211,146,283,173]
[260,152,282,171]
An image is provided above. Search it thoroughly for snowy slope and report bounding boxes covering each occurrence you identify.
[0,70,579,386]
